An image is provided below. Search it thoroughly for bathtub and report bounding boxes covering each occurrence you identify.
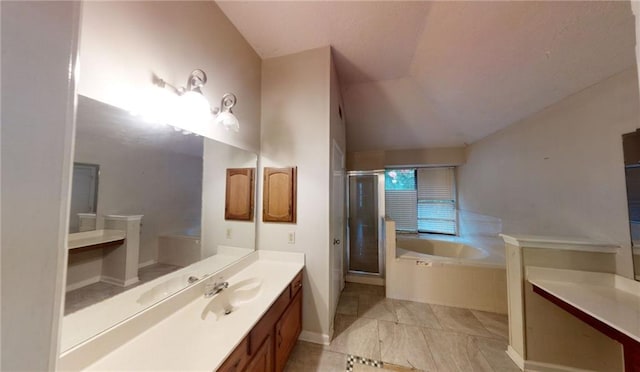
[396,236,488,261]
[158,231,201,267]
[385,221,507,314]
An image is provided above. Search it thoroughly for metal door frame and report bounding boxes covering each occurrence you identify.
[346,170,385,277]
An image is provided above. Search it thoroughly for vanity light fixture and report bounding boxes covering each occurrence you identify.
[152,69,240,132]
[212,93,240,132]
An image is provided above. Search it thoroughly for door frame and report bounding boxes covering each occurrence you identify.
[346,170,386,277]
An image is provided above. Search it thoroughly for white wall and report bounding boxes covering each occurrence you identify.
[78,1,262,154]
[347,147,467,170]
[201,140,257,258]
[1,2,81,370]
[260,47,333,341]
[458,67,640,278]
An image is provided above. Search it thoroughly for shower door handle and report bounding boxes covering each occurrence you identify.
[333,239,340,245]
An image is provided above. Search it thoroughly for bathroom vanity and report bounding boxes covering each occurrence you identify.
[501,234,630,371]
[58,251,305,371]
[66,215,143,290]
[528,267,640,371]
[218,269,302,371]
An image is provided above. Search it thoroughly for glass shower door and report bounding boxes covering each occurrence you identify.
[348,174,381,274]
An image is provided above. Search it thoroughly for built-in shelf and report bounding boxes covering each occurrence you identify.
[68,229,126,251]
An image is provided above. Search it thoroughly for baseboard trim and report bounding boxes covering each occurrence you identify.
[345,274,385,286]
[524,360,593,372]
[66,275,101,292]
[298,330,330,345]
[506,345,593,372]
[138,259,157,269]
[101,275,139,288]
[506,345,524,371]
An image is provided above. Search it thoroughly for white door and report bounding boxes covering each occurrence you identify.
[330,140,345,318]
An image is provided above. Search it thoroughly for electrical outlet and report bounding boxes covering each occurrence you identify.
[226,228,232,239]
[288,232,295,244]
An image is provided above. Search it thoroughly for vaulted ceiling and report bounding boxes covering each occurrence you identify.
[217,1,636,152]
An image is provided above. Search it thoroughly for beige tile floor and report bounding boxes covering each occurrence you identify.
[285,282,519,372]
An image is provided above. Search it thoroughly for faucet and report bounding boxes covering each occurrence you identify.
[204,281,229,298]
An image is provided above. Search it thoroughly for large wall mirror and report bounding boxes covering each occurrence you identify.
[622,130,640,281]
[61,96,257,352]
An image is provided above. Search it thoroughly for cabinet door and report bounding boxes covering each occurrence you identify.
[218,337,249,372]
[244,333,273,372]
[263,167,297,223]
[274,290,302,371]
[225,168,255,221]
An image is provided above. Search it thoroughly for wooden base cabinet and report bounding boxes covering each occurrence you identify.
[275,291,302,371]
[244,334,273,372]
[218,270,303,372]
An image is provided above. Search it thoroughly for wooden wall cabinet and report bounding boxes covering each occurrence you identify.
[218,270,303,372]
[263,167,297,223]
[225,168,255,221]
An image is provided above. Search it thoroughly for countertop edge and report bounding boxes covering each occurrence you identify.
[67,254,305,371]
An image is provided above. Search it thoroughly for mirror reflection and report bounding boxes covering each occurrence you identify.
[62,96,256,351]
[622,130,640,281]
[69,163,100,233]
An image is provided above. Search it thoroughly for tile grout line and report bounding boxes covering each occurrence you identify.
[334,285,512,371]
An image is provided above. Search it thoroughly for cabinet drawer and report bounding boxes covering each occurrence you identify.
[249,287,290,355]
[218,337,249,372]
[290,271,303,298]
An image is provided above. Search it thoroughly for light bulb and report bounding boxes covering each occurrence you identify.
[177,91,211,127]
[215,111,240,132]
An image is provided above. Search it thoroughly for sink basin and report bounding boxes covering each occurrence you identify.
[137,273,204,307]
[201,278,263,321]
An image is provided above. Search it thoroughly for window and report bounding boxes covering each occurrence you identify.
[385,167,457,235]
[385,169,417,231]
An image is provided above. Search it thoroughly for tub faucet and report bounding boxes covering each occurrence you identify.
[204,281,229,298]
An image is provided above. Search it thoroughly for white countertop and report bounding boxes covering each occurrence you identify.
[500,234,619,253]
[60,253,244,352]
[68,229,126,250]
[527,266,640,343]
[76,251,304,371]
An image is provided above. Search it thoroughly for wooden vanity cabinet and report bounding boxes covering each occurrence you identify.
[218,337,250,372]
[275,290,302,371]
[244,334,273,372]
[218,270,303,372]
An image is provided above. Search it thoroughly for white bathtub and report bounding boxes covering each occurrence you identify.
[386,223,507,314]
[158,232,201,267]
[396,236,488,261]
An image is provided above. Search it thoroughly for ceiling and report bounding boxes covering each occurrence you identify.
[217,1,637,152]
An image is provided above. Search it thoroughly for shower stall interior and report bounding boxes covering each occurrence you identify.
[347,171,385,277]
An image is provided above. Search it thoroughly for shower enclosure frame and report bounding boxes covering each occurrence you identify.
[346,170,386,278]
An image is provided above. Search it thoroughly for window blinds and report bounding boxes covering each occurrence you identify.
[385,190,417,232]
[416,168,457,234]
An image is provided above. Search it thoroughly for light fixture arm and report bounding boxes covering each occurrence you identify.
[151,69,240,132]
[186,69,207,93]
[212,93,237,115]
[153,69,208,95]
